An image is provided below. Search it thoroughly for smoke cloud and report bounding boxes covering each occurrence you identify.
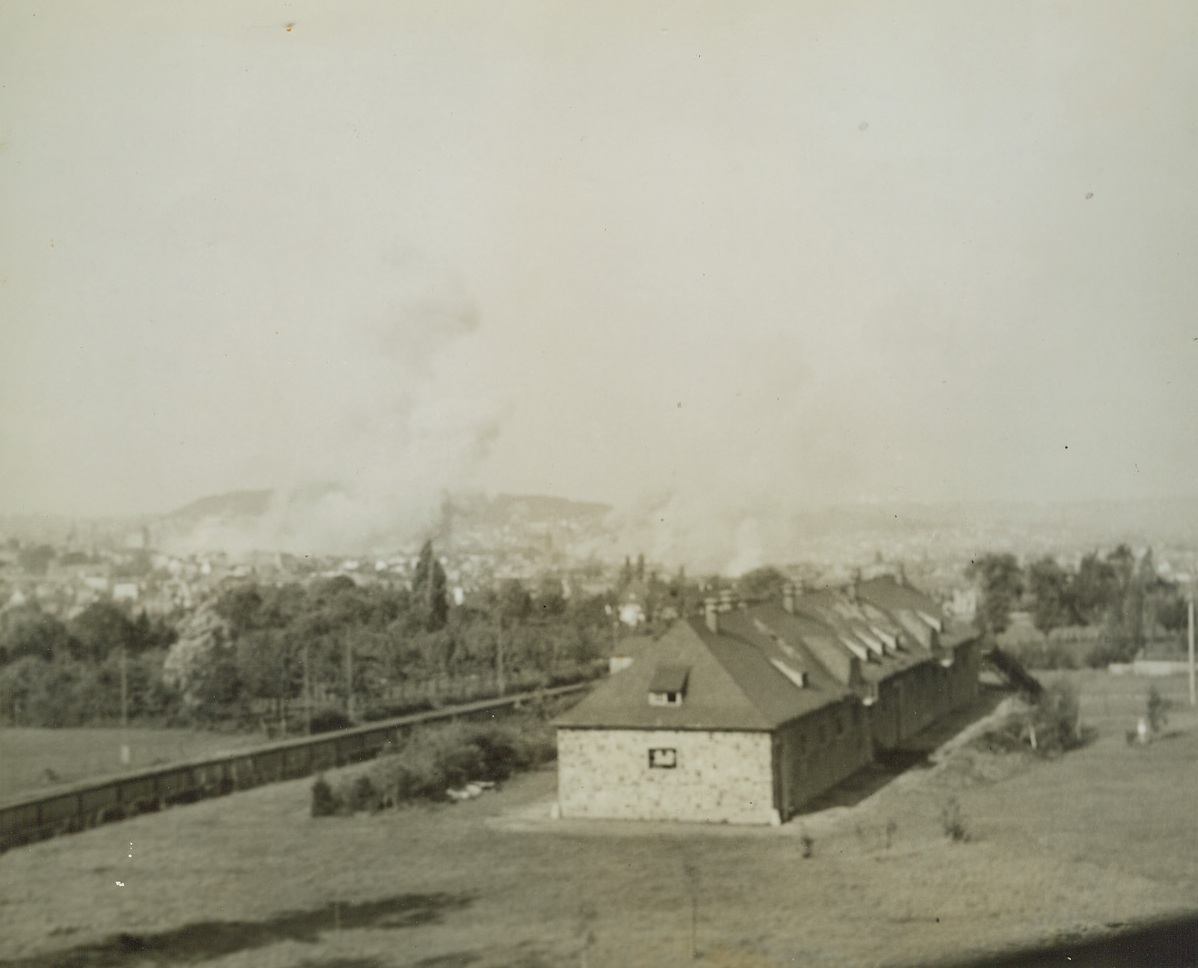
[170,256,502,556]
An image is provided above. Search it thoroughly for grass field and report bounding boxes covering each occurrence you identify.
[0,728,266,803]
[0,673,1195,967]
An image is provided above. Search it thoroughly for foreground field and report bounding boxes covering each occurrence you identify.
[0,673,1195,967]
[0,728,265,802]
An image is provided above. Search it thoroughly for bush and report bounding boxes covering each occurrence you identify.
[941,797,970,843]
[311,775,339,817]
[309,708,354,734]
[973,680,1082,757]
[1028,681,1081,753]
[1147,686,1172,734]
[312,713,559,816]
[342,774,382,813]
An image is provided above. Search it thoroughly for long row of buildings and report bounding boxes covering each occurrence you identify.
[555,575,982,825]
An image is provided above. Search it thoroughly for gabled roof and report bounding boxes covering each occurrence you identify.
[556,615,850,732]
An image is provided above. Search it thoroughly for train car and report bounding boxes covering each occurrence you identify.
[251,748,286,783]
[310,738,340,772]
[0,800,41,851]
[79,783,122,825]
[38,792,84,836]
[116,773,161,814]
[156,767,199,806]
[191,759,236,797]
[282,744,314,779]
[335,732,367,764]
[0,679,595,853]
[228,755,259,791]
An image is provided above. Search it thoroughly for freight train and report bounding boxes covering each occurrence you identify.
[0,682,589,853]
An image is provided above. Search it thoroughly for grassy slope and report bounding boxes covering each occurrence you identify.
[0,674,1195,968]
[0,728,265,802]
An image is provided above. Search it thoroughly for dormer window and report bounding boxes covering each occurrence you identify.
[648,663,689,707]
[770,658,807,688]
[649,691,683,707]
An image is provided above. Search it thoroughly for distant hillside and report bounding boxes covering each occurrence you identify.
[167,490,274,521]
[488,493,611,524]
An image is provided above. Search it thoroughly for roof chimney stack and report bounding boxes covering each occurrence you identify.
[783,582,796,615]
[704,597,719,634]
[847,569,862,604]
[718,588,736,613]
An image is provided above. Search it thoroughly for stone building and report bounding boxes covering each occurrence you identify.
[555,574,981,825]
[555,597,874,825]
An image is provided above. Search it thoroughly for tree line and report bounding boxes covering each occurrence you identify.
[0,542,614,729]
[967,545,1189,666]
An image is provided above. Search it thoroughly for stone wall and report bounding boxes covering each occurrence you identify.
[557,728,777,824]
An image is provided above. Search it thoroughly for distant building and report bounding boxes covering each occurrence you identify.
[617,580,649,627]
[112,582,140,603]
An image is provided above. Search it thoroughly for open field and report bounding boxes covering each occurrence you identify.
[0,728,266,803]
[0,672,1196,967]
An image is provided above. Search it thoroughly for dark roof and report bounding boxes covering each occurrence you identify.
[556,616,850,732]
[745,603,861,688]
[788,589,932,683]
[648,663,690,694]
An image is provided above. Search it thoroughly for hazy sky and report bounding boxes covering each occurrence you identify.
[2,1,1197,555]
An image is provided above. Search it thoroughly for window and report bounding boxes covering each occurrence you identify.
[648,748,677,769]
[647,663,689,707]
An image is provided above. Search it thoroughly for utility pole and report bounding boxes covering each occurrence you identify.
[119,644,130,765]
[1188,590,1194,707]
[495,614,506,696]
[303,639,312,736]
[344,634,355,722]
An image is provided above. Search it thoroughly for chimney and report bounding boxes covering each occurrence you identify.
[704,597,719,634]
[847,569,862,604]
[783,582,796,615]
[718,588,736,613]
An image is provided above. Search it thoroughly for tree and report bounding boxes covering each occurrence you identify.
[162,603,236,715]
[17,544,55,576]
[1027,557,1074,634]
[411,540,449,632]
[737,566,788,604]
[68,602,138,663]
[1072,552,1120,626]
[534,575,567,617]
[965,553,1024,635]
[0,605,78,663]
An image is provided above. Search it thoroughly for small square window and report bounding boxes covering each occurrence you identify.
[649,748,677,769]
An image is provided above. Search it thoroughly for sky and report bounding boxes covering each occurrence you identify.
[2,1,1197,562]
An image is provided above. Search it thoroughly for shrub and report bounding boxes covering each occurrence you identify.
[314,711,559,816]
[941,797,970,843]
[311,775,339,817]
[309,708,354,734]
[1028,681,1081,753]
[341,774,382,813]
[1147,686,1172,734]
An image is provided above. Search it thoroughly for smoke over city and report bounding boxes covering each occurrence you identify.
[170,257,502,556]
